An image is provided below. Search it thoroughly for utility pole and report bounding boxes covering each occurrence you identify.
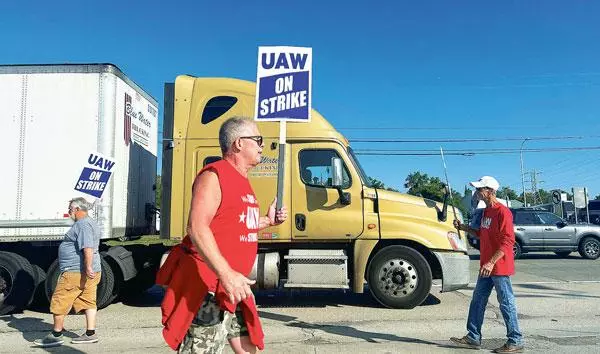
[528,170,544,205]
[520,138,529,206]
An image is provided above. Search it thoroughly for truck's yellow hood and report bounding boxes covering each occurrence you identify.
[375,189,462,250]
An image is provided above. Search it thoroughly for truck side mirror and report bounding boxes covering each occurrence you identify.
[331,157,343,188]
[331,157,351,205]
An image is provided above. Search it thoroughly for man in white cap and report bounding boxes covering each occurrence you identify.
[450,176,524,353]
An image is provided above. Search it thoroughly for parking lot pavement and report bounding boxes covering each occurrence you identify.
[1,255,600,353]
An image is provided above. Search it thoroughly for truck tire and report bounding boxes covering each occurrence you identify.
[96,257,116,309]
[367,246,432,309]
[579,237,600,260]
[44,256,116,310]
[27,264,47,308]
[0,252,36,315]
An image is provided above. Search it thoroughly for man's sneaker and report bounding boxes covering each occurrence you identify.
[71,333,99,344]
[33,333,64,347]
[493,343,524,353]
[449,336,481,349]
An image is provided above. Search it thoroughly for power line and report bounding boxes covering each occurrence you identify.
[354,145,600,156]
[349,135,599,143]
[339,125,589,131]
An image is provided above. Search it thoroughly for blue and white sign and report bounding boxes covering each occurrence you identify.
[255,46,312,121]
[74,152,117,199]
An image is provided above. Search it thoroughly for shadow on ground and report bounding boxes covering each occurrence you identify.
[0,315,85,353]
[119,285,442,310]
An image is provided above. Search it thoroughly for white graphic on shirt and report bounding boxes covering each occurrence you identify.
[239,194,260,243]
[481,216,492,229]
[240,207,260,243]
[246,207,260,229]
[240,233,258,242]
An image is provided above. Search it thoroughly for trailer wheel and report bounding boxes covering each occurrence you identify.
[45,256,116,310]
[0,252,36,315]
[367,246,432,309]
[27,264,47,308]
[96,257,116,309]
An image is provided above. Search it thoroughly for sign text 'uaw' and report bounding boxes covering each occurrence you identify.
[255,46,312,121]
[74,152,117,199]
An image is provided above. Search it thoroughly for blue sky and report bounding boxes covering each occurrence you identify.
[2,1,600,200]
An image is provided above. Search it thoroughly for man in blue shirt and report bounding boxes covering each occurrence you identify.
[34,197,102,347]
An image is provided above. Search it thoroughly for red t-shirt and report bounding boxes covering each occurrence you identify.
[194,159,260,281]
[476,203,515,276]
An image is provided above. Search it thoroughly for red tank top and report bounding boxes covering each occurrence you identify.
[182,159,259,278]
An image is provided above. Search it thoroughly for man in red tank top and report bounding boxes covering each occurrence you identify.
[450,176,524,353]
[162,117,288,354]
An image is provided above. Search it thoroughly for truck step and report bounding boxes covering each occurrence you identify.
[284,249,349,289]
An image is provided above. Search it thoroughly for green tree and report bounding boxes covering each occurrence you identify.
[368,177,399,192]
[404,171,467,217]
[498,186,519,202]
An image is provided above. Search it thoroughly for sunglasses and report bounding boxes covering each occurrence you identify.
[240,136,263,146]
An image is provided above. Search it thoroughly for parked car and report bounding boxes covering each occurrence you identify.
[466,208,600,260]
[567,200,600,225]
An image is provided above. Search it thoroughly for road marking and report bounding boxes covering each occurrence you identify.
[433,280,600,288]
[465,280,600,286]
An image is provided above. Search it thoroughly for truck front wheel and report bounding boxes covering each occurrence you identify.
[367,246,432,309]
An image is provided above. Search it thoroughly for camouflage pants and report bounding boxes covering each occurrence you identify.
[178,293,248,354]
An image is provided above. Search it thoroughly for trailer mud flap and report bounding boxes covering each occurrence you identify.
[104,246,137,281]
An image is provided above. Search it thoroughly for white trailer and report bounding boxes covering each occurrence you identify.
[0,64,161,315]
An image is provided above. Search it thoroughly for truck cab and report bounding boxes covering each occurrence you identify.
[161,76,470,309]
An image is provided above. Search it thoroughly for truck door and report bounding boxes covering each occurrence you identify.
[291,143,364,240]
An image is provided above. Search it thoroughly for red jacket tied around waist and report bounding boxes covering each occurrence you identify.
[156,160,264,350]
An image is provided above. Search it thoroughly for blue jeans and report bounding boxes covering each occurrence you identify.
[466,276,523,345]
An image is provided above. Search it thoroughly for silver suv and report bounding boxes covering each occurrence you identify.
[467,208,600,259]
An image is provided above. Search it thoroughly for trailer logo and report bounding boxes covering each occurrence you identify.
[124,92,156,152]
[74,152,117,199]
[124,93,132,146]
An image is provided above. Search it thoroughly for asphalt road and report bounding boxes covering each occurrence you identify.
[1,252,599,353]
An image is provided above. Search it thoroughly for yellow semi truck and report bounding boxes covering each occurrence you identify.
[161,75,470,309]
[0,64,468,314]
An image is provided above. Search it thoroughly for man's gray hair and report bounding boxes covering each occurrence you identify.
[219,116,254,154]
[69,197,91,211]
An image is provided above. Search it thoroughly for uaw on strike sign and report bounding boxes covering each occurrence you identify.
[255,46,312,121]
[74,152,116,199]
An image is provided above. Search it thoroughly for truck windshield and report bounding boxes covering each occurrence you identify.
[347,147,371,187]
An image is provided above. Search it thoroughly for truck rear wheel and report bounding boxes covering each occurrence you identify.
[0,251,36,315]
[367,246,432,309]
[45,256,116,310]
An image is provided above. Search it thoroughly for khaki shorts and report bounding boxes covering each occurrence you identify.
[50,271,101,315]
[178,293,248,354]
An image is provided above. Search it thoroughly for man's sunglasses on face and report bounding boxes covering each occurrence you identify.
[240,136,263,146]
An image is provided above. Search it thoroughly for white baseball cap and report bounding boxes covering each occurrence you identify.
[470,176,500,191]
